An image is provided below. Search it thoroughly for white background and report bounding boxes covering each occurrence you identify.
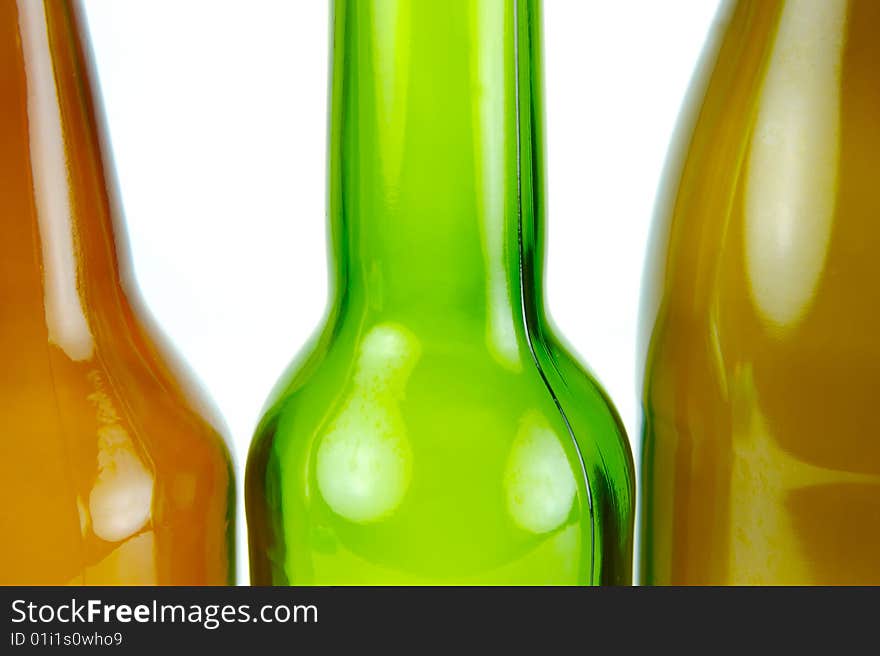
[82,0,722,581]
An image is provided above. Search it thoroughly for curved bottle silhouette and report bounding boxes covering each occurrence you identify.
[0,0,234,585]
[640,0,880,584]
[246,0,634,585]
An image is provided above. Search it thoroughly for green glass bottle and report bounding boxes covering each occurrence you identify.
[640,0,880,584]
[246,0,633,585]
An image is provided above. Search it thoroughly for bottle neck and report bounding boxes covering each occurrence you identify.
[1,0,130,361]
[328,0,547,334]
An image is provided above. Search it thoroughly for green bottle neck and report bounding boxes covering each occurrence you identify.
[327,0,547,334]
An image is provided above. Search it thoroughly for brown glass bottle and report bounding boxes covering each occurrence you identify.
[640,0,880,585]
[0,0,234,585]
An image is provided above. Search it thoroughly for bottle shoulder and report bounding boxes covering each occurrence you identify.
[249,319,633,516]
[533,329,635,521]
[0,295,232,464]
[0,303,234,585]
[255,320,626,448]
[246,319,640,584]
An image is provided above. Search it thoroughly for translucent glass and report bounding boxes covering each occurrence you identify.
[246,0,634,585]
[0,0,235,585]
[640,0,880,585]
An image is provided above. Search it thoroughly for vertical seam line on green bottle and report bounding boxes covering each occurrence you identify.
[512,0,596,585]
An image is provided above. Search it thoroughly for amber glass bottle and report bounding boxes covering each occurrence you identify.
[0,0,234,585]
[640,0,880,585]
